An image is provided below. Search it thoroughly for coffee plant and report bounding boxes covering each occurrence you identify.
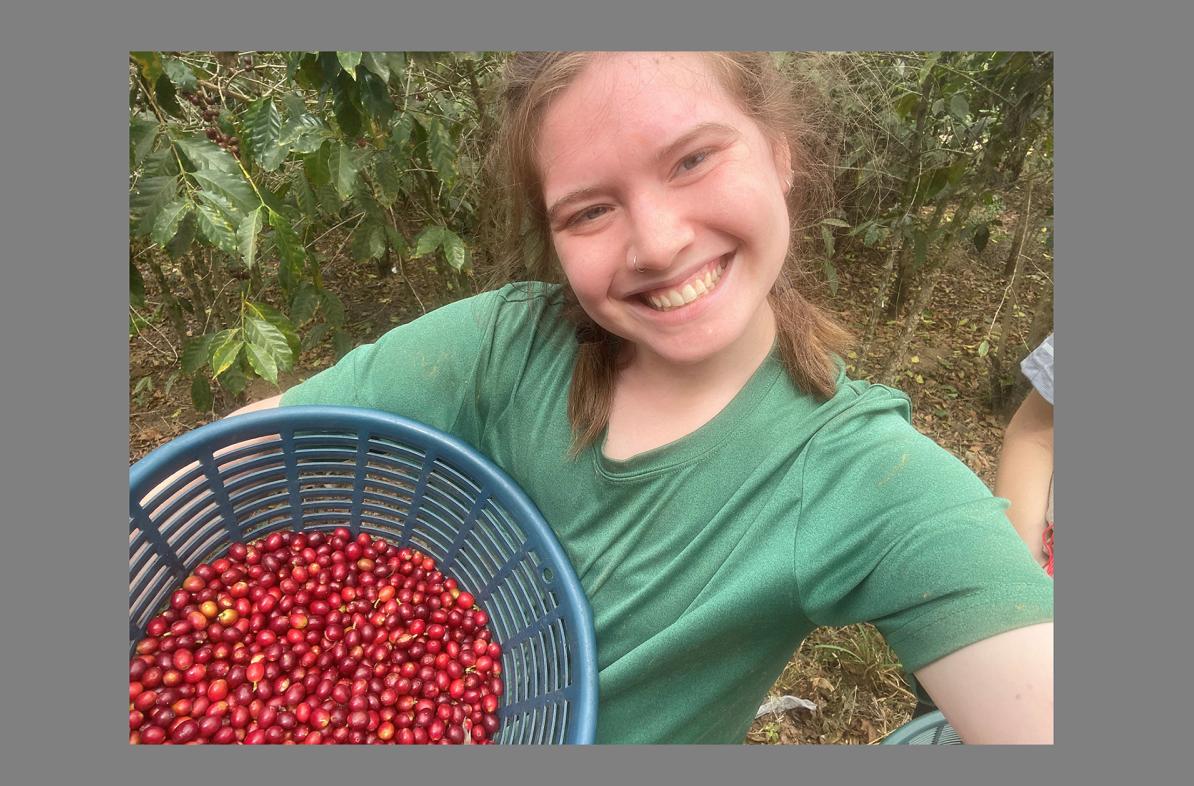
[130,51,503,411]
[131,52,1052,412]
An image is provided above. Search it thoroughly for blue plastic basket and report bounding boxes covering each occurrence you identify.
[881,711,962,745]
[129,405,598,744]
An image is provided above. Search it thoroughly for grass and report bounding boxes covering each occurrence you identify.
[747,624,918,745]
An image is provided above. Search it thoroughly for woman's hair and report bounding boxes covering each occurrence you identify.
[484,52,853,455]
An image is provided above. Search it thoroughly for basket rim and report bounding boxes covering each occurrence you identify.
[129,404,599,744]
[880,710,958,745]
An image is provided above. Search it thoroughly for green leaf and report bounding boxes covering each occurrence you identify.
[133,374,154,397]
[130,52,164,84]
[977,339,990,358]
[165,211,197,258]
[277,112,329,156]
[246,302,301,358]
[300,322,329,352]
[336,52,363,77]
[384,224,408,257]
[361,51,390,82]
[425,118,456,186]
[211,330,244,377]
[390,113,415,150]
[820,224,835,259]
[281,92,307,117]
[863,222,884,247]
[949,93,970,120]
[820,218,851,229]
[332,328,353,360]
[195,202,238,253]
[130,175,178,237]
[918,52,941,85]
[413,225,445,259]
[243,97,282,168]
[181,333,217,375]
[331,73,363,138]
[238,206,264,270]
[244,317,293,384]
[441,230,469,271]
[140,147,178,178]
[130,260,146,307]
[154,74,184,118]
[130,114,159,170]
[319,290,345,327]
[821,257,839,296]
[291,168,318,218]
[351,222,387,262]
[151,198,192,247]
[218,362,248,396]
[894,92,920,119]
[191,375,213,412]
[269,209,307,270]
[947,159,968,186]
[303,141,332,187]
[174,135,241,173]
[385,52,407,78]
[358,71,393,125]
[372,151,402,206]
[196,188,243,225]
[285,59,317,93]
[190,169,260,214]
[161,57,198,92]
[328,142,361,202]
[290,284,320,326]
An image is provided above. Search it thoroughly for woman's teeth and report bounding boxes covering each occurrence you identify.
[645,259,728,311]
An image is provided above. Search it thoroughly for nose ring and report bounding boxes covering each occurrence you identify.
[633,254,644,274]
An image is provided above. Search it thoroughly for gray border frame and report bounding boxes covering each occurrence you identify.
[5,0,1191,783]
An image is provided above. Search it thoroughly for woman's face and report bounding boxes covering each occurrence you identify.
[537,52,792,370]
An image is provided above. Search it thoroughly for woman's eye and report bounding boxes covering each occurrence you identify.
[569,205,610,226]
[678,150,709,173]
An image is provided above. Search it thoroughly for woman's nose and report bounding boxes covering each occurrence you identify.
[626,193,695,272]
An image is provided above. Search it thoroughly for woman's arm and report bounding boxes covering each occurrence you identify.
[994,389,1054,565]
[134,395,285,509]
[914,622,1053,744]
[225,393,284,417]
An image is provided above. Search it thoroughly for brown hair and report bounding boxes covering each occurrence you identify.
[484,52,852,455]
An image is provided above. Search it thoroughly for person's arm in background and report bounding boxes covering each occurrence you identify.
[227,393,283,416]
[994,388,1054,566]
[135,394,286,509]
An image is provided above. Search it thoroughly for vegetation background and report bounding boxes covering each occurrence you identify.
[129,51,1053,744]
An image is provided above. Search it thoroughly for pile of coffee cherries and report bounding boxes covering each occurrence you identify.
[129,527,504,744]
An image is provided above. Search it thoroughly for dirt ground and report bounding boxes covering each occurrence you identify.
[130,219,1051,744]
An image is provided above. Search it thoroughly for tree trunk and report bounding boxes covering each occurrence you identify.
[878,262,945,385]
[141,256,188,343]
[877,195,978,384]
[1003,179,1035,276]
[863,239,904,352]
[178,253,209,318]
[988,182,1034,412]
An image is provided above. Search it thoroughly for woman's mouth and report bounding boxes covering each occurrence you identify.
[641,255,730,312]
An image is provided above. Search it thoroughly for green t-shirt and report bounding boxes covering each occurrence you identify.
[282,282,1053,743]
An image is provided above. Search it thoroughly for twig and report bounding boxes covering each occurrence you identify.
[329,212,368,262]
[986,185,1033,337]
[130,305,181,362]
[395,245,426,315]
[310,212,368,247]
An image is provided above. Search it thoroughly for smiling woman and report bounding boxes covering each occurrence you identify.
[181,51,1053,744]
